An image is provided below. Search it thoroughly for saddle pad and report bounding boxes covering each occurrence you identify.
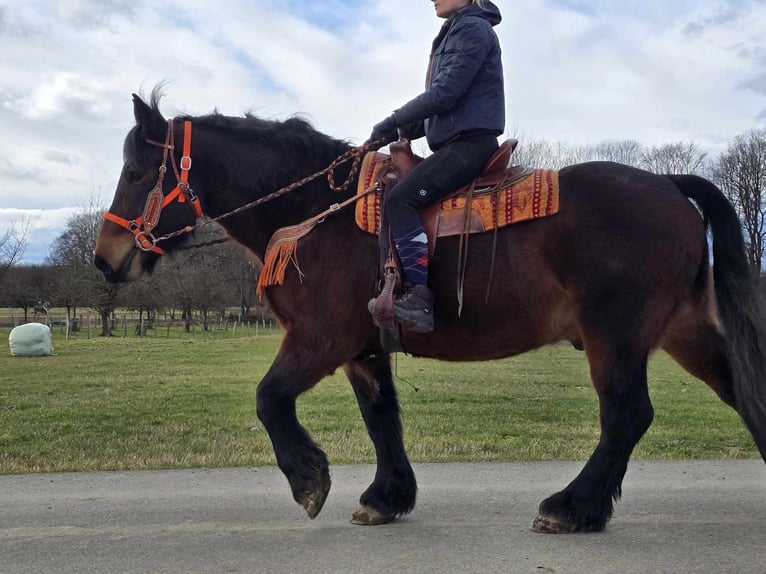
[355,152,560,235]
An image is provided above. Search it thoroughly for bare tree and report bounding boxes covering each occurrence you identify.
[47,198,121,335]
[589,140,644,167]
[710,129,766,273]
[47,264,90,330]
[511,135,648,170]
[235,256,259,319]
[0,217,30,283]
[208,236,259,319]
[47,210,103,268]
[121,276,169,335]
[510,135,591,169]
[509,133,708,176]
[1,265,51,323]
[640,142,708,175]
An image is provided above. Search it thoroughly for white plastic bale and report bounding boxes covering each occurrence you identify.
[8,323,53,357]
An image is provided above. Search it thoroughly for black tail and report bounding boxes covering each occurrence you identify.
[668,174,766,462]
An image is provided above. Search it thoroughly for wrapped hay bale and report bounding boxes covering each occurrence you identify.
[8,323,53,357]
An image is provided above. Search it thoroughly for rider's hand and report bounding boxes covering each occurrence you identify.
[368,115,399,145]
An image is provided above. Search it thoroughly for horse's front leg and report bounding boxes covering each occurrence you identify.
[255,339,334,519]
[344,349,417,525]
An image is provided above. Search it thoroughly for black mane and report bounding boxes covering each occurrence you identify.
[182,112,352,167]
[125,87,352,181]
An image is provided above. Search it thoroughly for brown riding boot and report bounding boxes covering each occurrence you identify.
[393,283,435,333]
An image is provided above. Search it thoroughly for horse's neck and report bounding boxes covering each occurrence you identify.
[198,140,350,261]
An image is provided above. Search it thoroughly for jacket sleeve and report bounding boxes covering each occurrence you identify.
[400,120,425,140]
[392,18,494,127]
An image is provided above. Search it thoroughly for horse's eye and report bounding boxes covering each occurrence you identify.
[124,168,144,184]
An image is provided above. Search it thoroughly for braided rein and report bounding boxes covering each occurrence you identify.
[153,136,386,247]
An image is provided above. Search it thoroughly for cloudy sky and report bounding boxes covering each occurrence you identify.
[1,0,765,263]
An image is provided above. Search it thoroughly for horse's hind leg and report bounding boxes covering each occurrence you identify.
[344,350,417,525]
[661,303,736,408]
[534,336,654,533]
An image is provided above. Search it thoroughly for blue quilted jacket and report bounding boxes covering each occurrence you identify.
[392,1,505,150]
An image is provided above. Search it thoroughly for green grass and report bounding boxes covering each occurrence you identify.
[0,329,758,474]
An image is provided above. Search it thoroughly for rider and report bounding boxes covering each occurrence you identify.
[368,0,505,333]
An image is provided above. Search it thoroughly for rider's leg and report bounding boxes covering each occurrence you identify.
[383,133,499,331]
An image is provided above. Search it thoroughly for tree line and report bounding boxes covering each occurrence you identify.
[1,128,765,334]
[0,208,265,336]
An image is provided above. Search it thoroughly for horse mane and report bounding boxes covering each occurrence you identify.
[125,86,352,173]
[182,112,352,166]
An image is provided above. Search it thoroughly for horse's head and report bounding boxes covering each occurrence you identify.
[94,93,202,283]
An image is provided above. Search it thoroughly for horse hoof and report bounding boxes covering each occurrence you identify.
[531,514,578,534]
[351,505,395,526]
[301,477,331,519]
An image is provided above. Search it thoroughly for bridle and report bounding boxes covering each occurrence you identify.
[103,116,385,258]
[103,119,203,255]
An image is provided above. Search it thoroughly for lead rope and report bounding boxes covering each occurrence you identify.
[152,137,386,247]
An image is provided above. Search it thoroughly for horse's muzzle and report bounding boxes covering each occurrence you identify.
[94,254,117,282]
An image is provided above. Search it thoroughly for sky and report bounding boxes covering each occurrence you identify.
[1,0,765,263]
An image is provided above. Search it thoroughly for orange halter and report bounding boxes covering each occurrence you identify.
[103,119,203,255]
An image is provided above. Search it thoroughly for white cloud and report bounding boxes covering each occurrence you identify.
[0,207,77,232]
[7,72,112,120]
[0,0,764,262]
[0,207,79,264]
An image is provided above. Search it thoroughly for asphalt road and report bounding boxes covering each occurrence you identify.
[1,461,764,574]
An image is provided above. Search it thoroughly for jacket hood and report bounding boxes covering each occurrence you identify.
[459,1,501,26]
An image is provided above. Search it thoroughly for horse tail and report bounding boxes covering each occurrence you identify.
[667,173,766,462]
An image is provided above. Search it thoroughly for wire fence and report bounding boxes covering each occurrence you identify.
[1,310,279,340]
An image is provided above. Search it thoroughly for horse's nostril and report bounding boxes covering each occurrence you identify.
[94,255,113,277]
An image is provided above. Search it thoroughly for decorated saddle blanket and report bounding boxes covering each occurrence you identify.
[256,150,561,300]
[355,151,560,236]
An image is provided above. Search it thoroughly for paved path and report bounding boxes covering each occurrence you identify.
[1,461,764,573]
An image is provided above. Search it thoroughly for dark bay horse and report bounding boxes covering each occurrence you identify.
[95,92,766,533]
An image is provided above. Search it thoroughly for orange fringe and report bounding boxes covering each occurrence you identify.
[256,239,302,299]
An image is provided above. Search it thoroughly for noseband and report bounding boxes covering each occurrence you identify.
[103,119,203,255]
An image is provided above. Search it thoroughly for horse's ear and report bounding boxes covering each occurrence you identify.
[132,93,153,125]
[132,93,165,141]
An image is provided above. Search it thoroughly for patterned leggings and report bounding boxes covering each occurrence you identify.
[384,132,499,286]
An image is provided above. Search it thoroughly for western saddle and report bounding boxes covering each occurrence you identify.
[371,137,530,336]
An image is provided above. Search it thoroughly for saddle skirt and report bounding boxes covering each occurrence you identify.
[355,151,560,239]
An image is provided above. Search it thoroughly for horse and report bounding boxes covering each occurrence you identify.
[94,91,766,533]
[33,301,49,322]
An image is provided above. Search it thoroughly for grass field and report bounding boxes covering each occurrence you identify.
[0,327,758,474]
